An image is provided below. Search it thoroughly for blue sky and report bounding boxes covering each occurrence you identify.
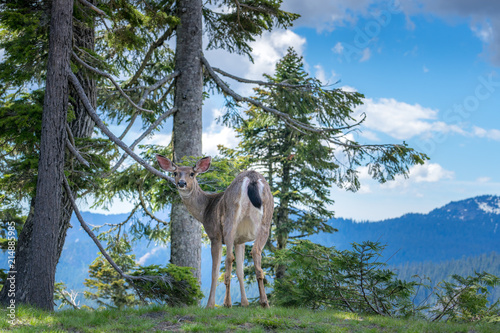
[90,0,500,221]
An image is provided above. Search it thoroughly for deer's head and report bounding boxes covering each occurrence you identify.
[156,155,211,196]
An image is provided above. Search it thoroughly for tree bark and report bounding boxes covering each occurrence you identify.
[0,1,96,308]
[169,0,203,281]
[11,0,73,310]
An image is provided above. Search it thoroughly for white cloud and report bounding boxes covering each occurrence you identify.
[204,29,306,96]
[472,126,500,141]
[355,98,465,140]
[360,48,371,62]
[332,42,344,54]
[281,0,382,32]
[411,163,454,183]
[246,30,307,80]
[136,247,164,265]
[382,163,454,189]
[314,64,338,85]
[476,176,492,183]
[359,130,380,141]
[354,163,454,193]
[202,108,239,156]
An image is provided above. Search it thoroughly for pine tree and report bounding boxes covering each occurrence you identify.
[84,235,141,309]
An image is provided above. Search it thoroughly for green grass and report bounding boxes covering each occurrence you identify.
[0,305,498,332]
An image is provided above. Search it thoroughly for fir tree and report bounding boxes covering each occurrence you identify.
[220,48,428,281]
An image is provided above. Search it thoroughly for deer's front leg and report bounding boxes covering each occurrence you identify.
[206,238,222,309]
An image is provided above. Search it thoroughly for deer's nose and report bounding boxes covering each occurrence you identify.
[178,180,187,188]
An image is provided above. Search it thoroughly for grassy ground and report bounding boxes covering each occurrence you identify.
[0,305,498,332]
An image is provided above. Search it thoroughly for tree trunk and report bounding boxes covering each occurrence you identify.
[11,0,73,310]
[275,160,291,281]
[0,1,96,308]
[275,129,293,281]
[57,0,97,264]
[170,0,203,281]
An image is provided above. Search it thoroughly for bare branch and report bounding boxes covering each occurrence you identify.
[68,70,176,186]
[212,66,311,89]
[57,289,81,310]
[138,185,169,226]
[66,123,75,146]
[110,106,177,173]
[202,56,408,152]
[201,55,351,138]
[78,0,106,16]
[137,71,179,107]
[118,113,138,140]
[66,138,90,168]
[72,52,155,113]
[63,175,133,281]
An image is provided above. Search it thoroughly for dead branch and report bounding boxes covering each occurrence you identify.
[57,288,81,310]
[138,183,169,226]
[72,51,155,114]
[212,66,311,89]
[62,176,143,284]
[109,106,177,173]
[137,71,179,107]
[201,55,361,139]
[78,0,106,16]
[68,70,176,185]
[202,55,409,152]
[66,123,75,146]
[66,138,90,168]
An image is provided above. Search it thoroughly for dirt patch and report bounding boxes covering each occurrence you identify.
[153,321,183,332]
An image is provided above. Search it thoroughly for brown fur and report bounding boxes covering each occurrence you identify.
[156,155,273,308]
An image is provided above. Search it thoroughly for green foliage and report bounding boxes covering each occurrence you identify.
[273,240,500,323]
[220,48,427,283]
[430,272,500,323]
[203,0,300,59]
[131,264,204,306]
[84,235,141,309]
[273,240,418,317]
[0,0,50,87]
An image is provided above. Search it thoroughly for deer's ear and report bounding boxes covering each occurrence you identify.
[156,154,177,172]
[194,156,211,173]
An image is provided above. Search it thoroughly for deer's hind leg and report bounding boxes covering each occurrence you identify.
[222,213,237,308]
[251,223,270,308]
[235,243,249,307]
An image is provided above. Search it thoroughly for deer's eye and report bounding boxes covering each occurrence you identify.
[190,173,195,178]
[173,172,177,177]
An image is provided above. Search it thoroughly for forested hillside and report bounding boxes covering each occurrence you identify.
[1,195,498,307]
[311,195,500,264]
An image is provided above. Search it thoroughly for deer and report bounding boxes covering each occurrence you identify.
[156,155,273,308]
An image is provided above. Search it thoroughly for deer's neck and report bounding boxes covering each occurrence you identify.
[179,185,213,223]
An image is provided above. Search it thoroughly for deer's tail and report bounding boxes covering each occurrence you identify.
[247,180,262,209]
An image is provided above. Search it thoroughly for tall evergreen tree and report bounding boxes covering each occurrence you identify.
[0,0,102,308]
[220,48,428,281]
[16,0,73,310]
